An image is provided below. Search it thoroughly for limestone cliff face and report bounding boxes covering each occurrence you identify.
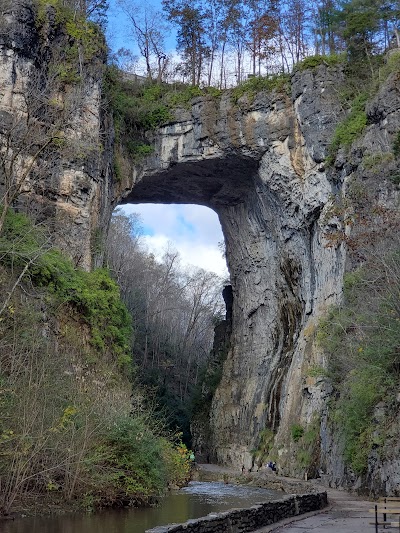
[120,65,400,491]
[0,0,113,270]
[121,66,349,472]
[2,2,400,495]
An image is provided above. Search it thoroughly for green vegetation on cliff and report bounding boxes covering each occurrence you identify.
[0,209,132,368]
[0,209,192,515]
[317,168,400,478]
[318,252,400,474]
[34,0,106,85]
[327,50,400,162]
[105,67,223,170]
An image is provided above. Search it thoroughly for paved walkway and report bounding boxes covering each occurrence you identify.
[258,487,374,532]
[197,464,376,533]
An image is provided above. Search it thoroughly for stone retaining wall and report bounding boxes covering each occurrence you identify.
[193,468,313,494]
[146,492,327,533]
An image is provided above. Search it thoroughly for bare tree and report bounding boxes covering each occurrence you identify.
[105,211,224,412]
[0,74,59,234]
[118,0,169,82]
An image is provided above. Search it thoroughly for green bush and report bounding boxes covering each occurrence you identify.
[0,209,132,367]
[231,73,290,103]
[329,92,368,160]
[317,253,400,473]
[291,424,305,442]
[91,416,191,503]
[362,152,395,169]
[35,0,105,86]
[297,450,312,468]
[97,416,168,498]
[378,50,400,84]
[253,427,275,465]
[393,132,400,158]
[390,173,400,185]
[335,367,388,473]
[295,54,345,71]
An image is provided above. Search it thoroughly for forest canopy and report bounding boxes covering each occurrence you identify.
[113,0,400,86]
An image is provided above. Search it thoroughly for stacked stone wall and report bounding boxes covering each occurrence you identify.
[146,492,327,533]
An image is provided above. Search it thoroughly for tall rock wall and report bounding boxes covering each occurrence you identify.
[0,0,113,270]
[117,64,400,491]
[122,66,350,472]
[2,1,400,495]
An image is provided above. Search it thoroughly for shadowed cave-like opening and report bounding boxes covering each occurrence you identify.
[112,154,263,447]
[113,151,308,463]
[120,154,259,208]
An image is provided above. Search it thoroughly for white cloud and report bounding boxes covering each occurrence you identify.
[121,204,228,278]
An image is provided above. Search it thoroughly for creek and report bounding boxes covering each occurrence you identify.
[2,481,284,533]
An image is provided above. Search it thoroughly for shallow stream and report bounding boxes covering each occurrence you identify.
[2,481,284,533]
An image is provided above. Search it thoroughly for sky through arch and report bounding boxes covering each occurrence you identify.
[121,203,229,278]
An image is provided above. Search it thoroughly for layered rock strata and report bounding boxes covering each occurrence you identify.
[120,66,348,472]
[0,0,112,270]
[2,1,400,495]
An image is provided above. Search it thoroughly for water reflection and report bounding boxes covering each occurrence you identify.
[2,481,283,533]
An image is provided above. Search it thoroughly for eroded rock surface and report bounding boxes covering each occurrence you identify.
[0,0,113,270]
[118,66,349,472]
[2,1,400,496]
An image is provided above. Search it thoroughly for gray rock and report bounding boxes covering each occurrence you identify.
[2,2,400,497]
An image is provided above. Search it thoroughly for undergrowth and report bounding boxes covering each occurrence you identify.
[295,54,345,71]
[327,92,368,162]
[0,208,192,514]
[230,73,290,103]
[317,254,400,474]
[0,209,132,368]
[35,0,106,85]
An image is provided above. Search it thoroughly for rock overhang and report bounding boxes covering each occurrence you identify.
[121,153,260,209]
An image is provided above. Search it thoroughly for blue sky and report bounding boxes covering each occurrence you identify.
[107,0,176,56]
[121,204,229,278]
[107,4,228,278]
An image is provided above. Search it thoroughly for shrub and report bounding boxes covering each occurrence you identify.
[162,436,192,487]
[329,92,368,159]
[317,252,400,473]
[97,416,168,499]
[231,73,290,103]
[89,416,191,505]
[291,424,305,442]
[378,50,400,84]
[362,152,395,169]
[393,132,400,158]
[0,209,132,367]
[295,54,345,71]
[165,85,204,108]
[35,0,106,86]
[307,365,329,378]
[390,173,400,185]
[252,427,275,466]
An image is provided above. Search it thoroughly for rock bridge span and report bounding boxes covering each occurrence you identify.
[0,6,344,469]
[4,1,400,491]
[116,75,345,469]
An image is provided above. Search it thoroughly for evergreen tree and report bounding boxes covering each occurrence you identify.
[336,0,385,68]
[162,0,209,85]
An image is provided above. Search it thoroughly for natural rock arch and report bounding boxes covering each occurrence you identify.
[115,74,346,470]
[0,3,347,471]
[3,1,400,492]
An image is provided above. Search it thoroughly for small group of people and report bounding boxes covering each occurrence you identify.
[240,460,277,474]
